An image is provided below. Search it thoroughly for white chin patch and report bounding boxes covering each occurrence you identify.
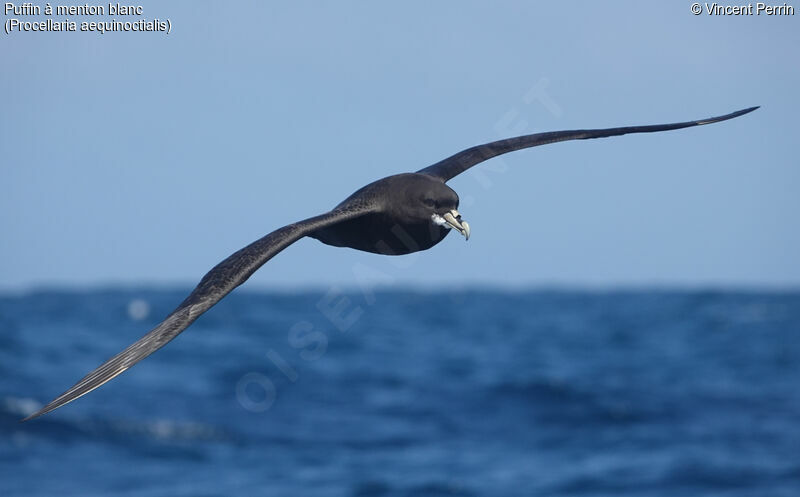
[431,213,449,227]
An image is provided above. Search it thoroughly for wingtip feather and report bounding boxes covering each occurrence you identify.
[20,403,52,422]
[738,105,760,116]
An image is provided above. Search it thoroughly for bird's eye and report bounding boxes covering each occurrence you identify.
[423,198,436,208]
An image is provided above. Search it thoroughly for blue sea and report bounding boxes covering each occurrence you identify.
[1,288,799,496]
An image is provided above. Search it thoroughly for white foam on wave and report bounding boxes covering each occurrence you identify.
[127,298,151,321]
[2,396,42,417]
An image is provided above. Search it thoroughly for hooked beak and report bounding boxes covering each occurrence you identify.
[433,209,470,240]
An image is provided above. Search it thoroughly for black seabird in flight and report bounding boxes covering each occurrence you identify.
[23,106,758,421]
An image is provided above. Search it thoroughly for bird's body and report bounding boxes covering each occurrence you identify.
[23,106,758,421]
[310,173,460,255]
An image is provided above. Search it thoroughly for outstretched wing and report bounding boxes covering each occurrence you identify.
[417,106,759,182]
[23,206,371,421]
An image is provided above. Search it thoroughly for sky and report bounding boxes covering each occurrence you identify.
[1,2,798,291]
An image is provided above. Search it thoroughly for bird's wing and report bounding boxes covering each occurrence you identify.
[23,205,373,421]
[417,106,758,182]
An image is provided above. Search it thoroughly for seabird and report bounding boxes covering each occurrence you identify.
[23,106,758,421]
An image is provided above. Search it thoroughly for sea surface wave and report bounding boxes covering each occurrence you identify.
[1,289,798,496]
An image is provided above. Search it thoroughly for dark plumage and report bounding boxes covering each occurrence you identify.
[23,106,758,421]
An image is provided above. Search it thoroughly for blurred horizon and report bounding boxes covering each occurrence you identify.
[3,282,799,298]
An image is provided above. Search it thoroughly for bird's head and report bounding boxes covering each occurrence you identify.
[392,173,470,241]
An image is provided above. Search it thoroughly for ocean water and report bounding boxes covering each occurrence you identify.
[1,288,799,496]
